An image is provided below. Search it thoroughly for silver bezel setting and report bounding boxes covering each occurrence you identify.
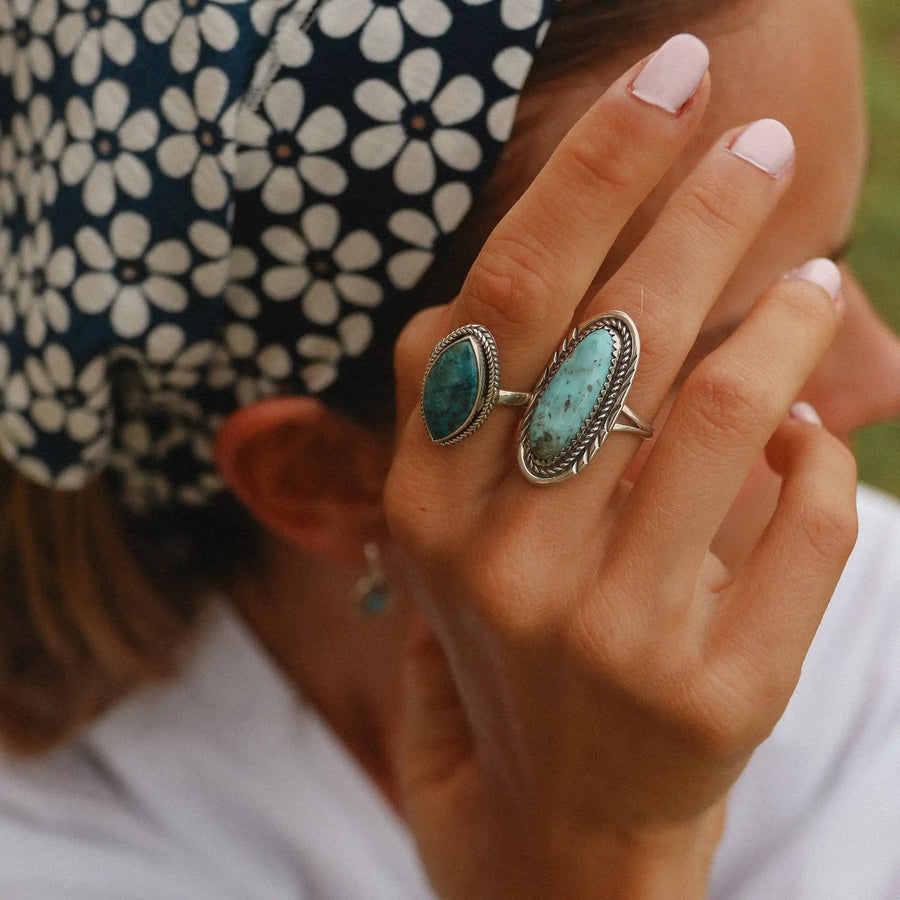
[421,324,500,445]
[517,311,640,484]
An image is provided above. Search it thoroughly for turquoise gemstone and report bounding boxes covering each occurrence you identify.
[528,328,614,460]
[422,337,482,442]
[360,588,391,616]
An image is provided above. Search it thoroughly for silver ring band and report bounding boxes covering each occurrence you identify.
[613,404,654,438]
[497,389,532,407]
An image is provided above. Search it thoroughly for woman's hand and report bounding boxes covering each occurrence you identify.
[384,35,857,899]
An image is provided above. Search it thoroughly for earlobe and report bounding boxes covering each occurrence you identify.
[213,397,390,563]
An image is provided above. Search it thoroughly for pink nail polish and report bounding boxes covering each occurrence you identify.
[789,402,822,425]
[630,34,710,114]
[729,119,795,177]
[786,258,842,303]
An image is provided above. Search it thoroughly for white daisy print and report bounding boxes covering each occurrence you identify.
[142,0,240,74]
[261,203,382,326]
[141,323,215,391]
[60,79,159,216]
[11,93,66,223]
[386,180,472,289]
[206,322,288,405]
[176,468,223,506]
[487,44,532,141]
[241,0,314,113]
[72,211,191,338]
[0,228,17,334]
[500,0,542,30]
[111,391,213,509]
[0,0,56,102]
[187,219,231,298]
[236,78,347,214]
[295,332,340,393]
[0,344,37,458]
[157,67,237,211]
[294,311,373,393]
[335,312,372,357]
[268,6,313,68]
[12,220,75,347]
[0,134,16,216]
[54,0,142,86]
[108,429,172,510]
[318,0,451,63]
[248,0,291,36]
[15,344,111,447]
[223,245,260,319]
[351,47,483,194]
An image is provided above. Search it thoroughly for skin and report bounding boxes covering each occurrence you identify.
[214,0,900,895]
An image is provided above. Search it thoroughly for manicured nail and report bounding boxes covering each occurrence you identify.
[784,258,841,301]
[785,257,842,303]
[789,402,822,425]
[729,119,794,177]
[630,34,710,113]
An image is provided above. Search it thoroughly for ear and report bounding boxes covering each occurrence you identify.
[213,397,391,564]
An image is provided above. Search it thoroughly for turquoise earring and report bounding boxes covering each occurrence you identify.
[354,543,392,616]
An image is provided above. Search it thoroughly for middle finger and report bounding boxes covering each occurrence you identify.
[577,117,797,480]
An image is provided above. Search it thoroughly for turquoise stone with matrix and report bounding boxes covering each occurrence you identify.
[422,337,482,442]
[528,328,615,460]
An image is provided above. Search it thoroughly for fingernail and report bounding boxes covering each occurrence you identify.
[630,34,710,113]
[789,402,822,425]
[729,119,795,177]
[785,257,843,304]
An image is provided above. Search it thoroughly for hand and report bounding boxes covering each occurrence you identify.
[385,37,857,899]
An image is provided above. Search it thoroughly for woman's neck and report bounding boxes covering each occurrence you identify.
[230,537,413,811]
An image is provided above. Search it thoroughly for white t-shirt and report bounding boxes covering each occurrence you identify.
[1,486,898,899]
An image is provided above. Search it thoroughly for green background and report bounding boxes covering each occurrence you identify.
[850,0,899,496]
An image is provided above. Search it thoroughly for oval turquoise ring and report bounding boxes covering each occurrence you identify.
[517,311,653,485]
[421,324,532,445]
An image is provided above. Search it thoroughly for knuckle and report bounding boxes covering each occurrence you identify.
[393,305,443,373]
[675,665,772,759]
[794,479,859,563]
[772,278,839,335]
[461,232,558,331]
[677,177,753,248]
[558,125,634,196]
[690,710,768,760]
[682,360,770,448]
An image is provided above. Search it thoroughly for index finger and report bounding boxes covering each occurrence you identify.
[453,33,711,393]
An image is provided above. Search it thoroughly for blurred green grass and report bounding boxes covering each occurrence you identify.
[850,0,900,496]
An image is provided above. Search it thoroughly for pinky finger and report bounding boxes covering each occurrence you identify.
[710,406,858,695]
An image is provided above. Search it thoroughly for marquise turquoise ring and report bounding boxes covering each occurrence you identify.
[420,312,653,483]
[421,324,531,445]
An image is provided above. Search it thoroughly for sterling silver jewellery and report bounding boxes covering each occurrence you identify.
[421,324,531,445]
[354,542,392,616]
[517,311,652,484]
[421,312,653,484]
